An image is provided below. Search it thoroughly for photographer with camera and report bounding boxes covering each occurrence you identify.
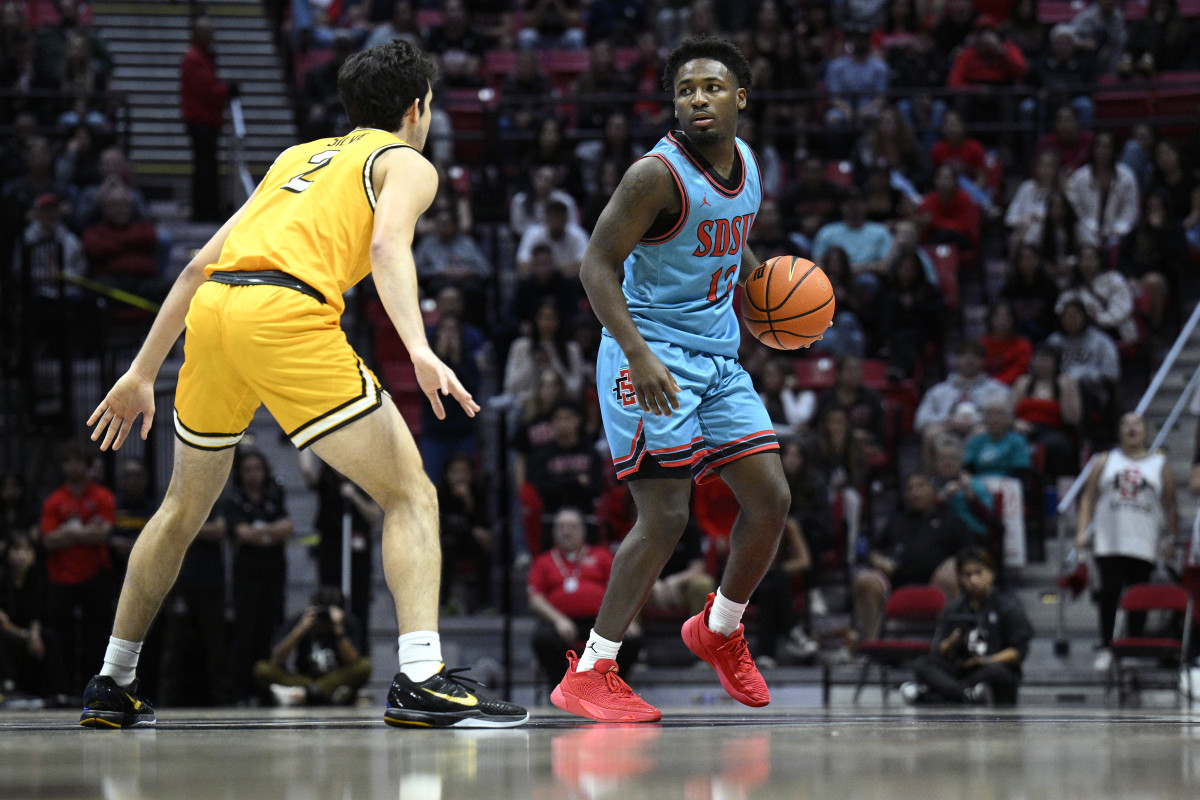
[253,587,371,707]
[901,547,1033,706]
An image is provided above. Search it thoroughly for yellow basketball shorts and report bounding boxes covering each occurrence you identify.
[174,281,383,450]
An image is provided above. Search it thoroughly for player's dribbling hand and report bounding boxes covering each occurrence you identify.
[412,347,480,421]
[87,368,155,451]
[627,347,681,417]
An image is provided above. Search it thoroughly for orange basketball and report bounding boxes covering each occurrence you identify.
[740,256,835,350]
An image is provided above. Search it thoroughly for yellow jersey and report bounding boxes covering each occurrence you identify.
[208,128,413,315]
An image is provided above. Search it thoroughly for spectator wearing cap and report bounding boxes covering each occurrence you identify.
[515,199,590,278]
[948,15,1028,89]
[19,191,86,301]
[811,187,894,296]
[1071,0,1128,74]
[822,27,890,141]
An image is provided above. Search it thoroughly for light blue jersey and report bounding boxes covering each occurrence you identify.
[598,132,777,483]
[620,131,762,358]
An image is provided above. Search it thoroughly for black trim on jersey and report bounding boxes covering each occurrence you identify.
[639,154,690,244]
[362,143,414,211]
[666,131,746,197]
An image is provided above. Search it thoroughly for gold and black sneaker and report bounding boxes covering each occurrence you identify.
[80,676,156,728]
[384,665,529,728]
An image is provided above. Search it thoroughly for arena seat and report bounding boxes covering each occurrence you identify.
[1036,0,1085,24]
[824,160,855,189]
[854,586,945,702]
[792,355,838,391]
[483,50,518,86]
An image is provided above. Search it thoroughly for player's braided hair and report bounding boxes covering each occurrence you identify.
[662,35,754,93]
[339,39,437,132]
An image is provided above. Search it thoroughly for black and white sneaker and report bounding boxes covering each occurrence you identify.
[384,666,529,728]
[80,676,156,728]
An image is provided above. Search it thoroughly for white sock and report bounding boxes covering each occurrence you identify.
[399,631,443,682]
[576,629,621,672]
[707,588,747,636]
[99,636,142,687]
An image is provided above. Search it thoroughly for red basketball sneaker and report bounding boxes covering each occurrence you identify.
[550,651,662,723]
[681,593,770,707]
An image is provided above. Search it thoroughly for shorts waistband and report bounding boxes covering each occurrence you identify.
[207,270,326,304]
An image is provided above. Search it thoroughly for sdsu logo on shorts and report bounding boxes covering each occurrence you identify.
[612,369,637,407]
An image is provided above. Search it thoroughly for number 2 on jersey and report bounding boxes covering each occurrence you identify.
[706,264,738,302]
[282,149,338,193]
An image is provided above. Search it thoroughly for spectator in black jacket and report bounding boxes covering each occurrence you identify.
[902,547,1034,705]
[852,472,969,639]
[526,403,602,542]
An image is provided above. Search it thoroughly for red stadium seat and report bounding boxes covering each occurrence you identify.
[824,160,855,189]
[1037,0,1086,23]
[1094,89,1155,127]
[854,586,946,702]
[1107,583,1193,705]
[483,50,518,85]
[792,356,838,391]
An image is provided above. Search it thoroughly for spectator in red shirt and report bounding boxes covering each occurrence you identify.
[947,15,1028,130]
[1035,104,1095,175]
[947,15,1029,89]
[40,439,115,693]
[918,164,982,253]
[981,300,1033,384]
[528,507,640,689]
[931,109,997,215]
[179,16,230,222]
[82,185,166,302]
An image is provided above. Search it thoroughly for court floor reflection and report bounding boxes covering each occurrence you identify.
[0,707,1198,799]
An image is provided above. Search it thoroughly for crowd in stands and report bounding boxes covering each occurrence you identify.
[7,0,1200,706]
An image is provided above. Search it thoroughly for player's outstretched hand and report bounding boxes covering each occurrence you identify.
[627,346,681,417]
[412,347,480,421]
[87,368,155,451]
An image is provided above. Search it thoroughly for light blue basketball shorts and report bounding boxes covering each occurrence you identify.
[597,334,779,484]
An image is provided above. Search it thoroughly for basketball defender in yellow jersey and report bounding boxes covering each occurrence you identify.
[78,41,528,729]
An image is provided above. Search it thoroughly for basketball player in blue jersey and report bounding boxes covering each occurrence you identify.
[551,36,790,722]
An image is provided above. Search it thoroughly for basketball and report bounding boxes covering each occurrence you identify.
[740,256,836,350]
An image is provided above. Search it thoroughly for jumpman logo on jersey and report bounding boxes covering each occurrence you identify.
[700,194,711,208]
